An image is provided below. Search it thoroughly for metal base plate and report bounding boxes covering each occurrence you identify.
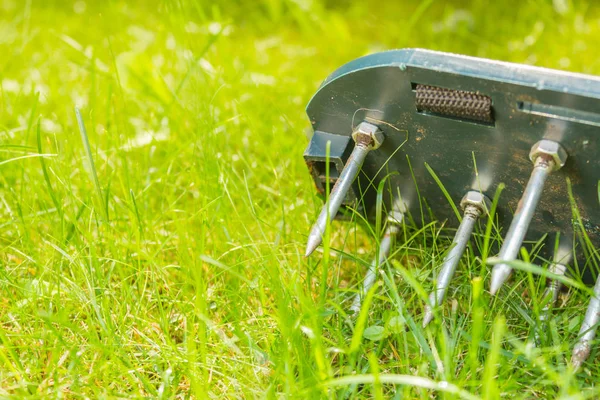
[304,49,600,283]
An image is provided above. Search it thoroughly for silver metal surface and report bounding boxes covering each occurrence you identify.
[541,246,571,315]
[542,263,567,311]
[351,121,385,150]
[572,275,600,369]
[535,245,571,344]
[349,203,404,314]
[305,122,383,257]
[490,141,567,295]
[529,139,568,171]
[423,191,490,327]
[349,221,401,314]
[535,263,567,342]
[305,48,600,283]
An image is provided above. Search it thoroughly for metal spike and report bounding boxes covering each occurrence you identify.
[349,207,404,314]
[572,273,600,370]
[490,140,567,295]
[423,191,490,327]
[305,122,384,257]
[535,245,571,345]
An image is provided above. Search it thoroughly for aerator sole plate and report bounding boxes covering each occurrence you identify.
[304,49,600,280]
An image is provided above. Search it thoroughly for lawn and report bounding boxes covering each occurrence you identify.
[1,0,600,398]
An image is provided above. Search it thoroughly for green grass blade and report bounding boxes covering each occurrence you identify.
[75,107,107,221]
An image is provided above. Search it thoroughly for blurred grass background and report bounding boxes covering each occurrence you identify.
[1,0,600,398]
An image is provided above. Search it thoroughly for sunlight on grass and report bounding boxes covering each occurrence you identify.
[0,0,599,397]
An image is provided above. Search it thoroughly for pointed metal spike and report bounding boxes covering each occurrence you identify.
[534,262,566,343]
[571,271,600,369]
[544,244,571,305]
[304,231,322,257]
[423,191,490,327]
[350,209,403,314]
[304,143,370,256]
[422,308,434,328]
[542,262,567,308]
[571,343,589,371]
[305,122,384,257]
[489,271,508,295]
[490,140,567,295]
[535,243,571,345]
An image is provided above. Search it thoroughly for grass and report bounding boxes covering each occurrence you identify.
[1,0,600,398]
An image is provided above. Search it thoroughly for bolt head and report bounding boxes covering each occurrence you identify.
[352,121,384,150]
[460,191,491,214]
[529,140,568,171]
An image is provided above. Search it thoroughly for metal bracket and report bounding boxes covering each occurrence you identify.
[304,48,600,283]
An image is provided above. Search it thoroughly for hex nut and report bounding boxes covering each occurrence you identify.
[460,191,491,214]
[529,139,568,171]
[352,121,385,150]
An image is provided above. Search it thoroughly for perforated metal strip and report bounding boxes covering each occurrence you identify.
[415,84,494,124]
